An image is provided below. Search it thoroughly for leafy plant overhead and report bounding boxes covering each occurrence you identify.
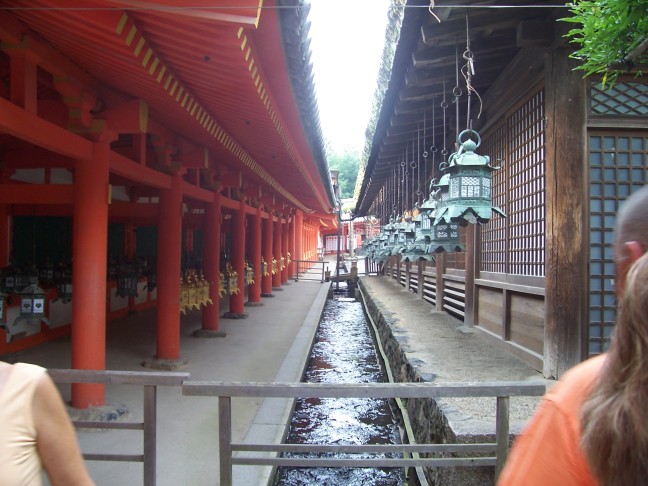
[561,0,648,86]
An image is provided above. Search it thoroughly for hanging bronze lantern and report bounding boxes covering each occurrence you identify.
[261,257,269,277]
[197,271,213,307]
[244,261,254,285]
[225,263,239,295]
[271,258,278,275]
[429,176,464,253]
[0,289,6,322]
[39,262,55,288]
[218,272,227,298]
[17,278,48,323]
[434,130,506,226]
[396,211,417,259]
[402,205,435,262]
[116,264,139,298]
[55,270,73,303]
[180,275,190,315]
[185,270,199,310]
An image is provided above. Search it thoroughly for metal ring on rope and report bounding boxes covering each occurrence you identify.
[457,129,481,147]
[452,86,462,98]
[441,148,448,156]
[440,100,449,109]
[410,161,417,169]
[430,145,438,153]
[423,151,429,158]
[401,161,406,167]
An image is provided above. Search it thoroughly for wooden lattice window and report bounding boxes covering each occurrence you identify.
[590,82,648,116]
[481,123,507,273]
[481,89,546,276]
[588,132,648,355]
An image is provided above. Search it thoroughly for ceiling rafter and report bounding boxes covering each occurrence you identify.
[113,11,312,213]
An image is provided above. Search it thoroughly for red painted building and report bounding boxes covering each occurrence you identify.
[0,1,336,407]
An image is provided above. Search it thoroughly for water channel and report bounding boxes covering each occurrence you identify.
[274,282,406,485]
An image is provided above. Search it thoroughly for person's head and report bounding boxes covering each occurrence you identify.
[614,184,648,296]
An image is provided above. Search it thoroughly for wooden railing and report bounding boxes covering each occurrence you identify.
[182,380,546,486]
[292,259,327,282]
[49,369,189,486]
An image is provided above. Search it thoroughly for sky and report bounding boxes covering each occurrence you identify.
[307,0,391,154]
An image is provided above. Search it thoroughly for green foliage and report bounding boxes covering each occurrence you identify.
[561,0,648,86]
[328,147,360,199]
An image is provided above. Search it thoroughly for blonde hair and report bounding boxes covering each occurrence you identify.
[581,250,648,485]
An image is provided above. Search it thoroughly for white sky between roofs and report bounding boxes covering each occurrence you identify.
[307,0,391,154]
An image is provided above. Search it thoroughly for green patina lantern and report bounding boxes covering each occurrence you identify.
[429,176,464,253]
[402,207,434,262]
[434,129,506,226]
[393,213,416,256]
[404,189,439,262]
[374,216,398,261]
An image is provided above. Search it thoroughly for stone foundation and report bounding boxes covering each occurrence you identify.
[359,277,545,486]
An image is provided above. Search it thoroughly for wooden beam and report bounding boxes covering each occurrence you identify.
[100,99,149,134]
[109,151,172,190]
[107,0,262,26]
[422,11,520,46]
[0,12,100,93]
[0,183,74,204]
[0,96,93,160]
[543,47,587,378]
[3,148,75,169]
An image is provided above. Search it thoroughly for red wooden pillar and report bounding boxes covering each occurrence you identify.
[295,210,303,263]
[288,214,295,279]
[273,218,282,289]
[148,174,185,367]
[224,200,246,318]
[247,206,262,306]
[281,218,289,284]
[195,194,225,337]
[71,142,109,408]
[262,214,273,297]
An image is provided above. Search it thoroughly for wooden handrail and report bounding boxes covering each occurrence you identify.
[182,380,546,485]
[50,369,190,486]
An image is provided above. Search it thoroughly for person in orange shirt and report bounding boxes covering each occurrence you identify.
[498,183,648,486]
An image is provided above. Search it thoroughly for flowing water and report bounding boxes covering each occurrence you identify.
[274,284,405,485]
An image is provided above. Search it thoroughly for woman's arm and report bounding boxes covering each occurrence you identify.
[33,373,95,486]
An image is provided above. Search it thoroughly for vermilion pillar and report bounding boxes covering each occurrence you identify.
[288,214,295,279]
[247,206,262,306]
[225,200,246,318]
[295,210,303,264]
[273,218,282,289]
[71,142,109,408]
[262,215,273,297]
[150,174,185,366]
[195,194,225,337]
[281,219,289,284]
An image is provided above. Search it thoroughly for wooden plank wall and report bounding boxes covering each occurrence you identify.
[387,258,544,371]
